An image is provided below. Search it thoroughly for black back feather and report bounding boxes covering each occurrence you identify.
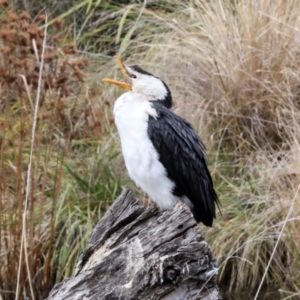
[148,101,219,226]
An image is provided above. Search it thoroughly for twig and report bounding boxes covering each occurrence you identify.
[15,13,48,300]
[254,184,300,300]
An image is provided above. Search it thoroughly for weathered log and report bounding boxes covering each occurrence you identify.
[46,189,221,300]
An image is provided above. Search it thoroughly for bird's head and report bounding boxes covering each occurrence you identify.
[102,56,172,108]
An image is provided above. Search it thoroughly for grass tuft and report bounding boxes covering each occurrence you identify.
[0,5,122,299]
[96,0,300,296]
[1,0,300,298]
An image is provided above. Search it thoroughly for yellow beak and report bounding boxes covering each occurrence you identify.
[102,56,132,90]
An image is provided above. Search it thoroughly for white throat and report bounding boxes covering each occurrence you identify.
[113,91,176,209]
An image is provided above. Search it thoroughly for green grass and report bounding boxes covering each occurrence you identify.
[1,0,300,299]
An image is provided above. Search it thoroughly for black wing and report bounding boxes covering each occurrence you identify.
[148,102,219,226]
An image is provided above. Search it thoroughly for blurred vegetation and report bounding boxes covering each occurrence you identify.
[0,0,300,299]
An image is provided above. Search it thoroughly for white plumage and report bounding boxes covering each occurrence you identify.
[103,60,219,226]
[114,92,176,209]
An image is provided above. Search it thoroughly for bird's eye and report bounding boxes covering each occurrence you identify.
[131,74,137,79]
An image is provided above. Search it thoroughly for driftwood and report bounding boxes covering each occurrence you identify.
[46,189,221,300]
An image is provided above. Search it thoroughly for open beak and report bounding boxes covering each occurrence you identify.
[102,56,132,90]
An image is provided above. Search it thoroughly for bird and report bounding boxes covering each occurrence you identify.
[102,56,219,226]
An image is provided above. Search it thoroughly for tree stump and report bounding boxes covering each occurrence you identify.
[46,189,221,300]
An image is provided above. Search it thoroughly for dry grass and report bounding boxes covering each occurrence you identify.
[0,5,122,299]
[1,0,300,299]
[97,0,300,297]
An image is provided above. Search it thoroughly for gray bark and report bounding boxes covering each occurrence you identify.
[46,189,221,300]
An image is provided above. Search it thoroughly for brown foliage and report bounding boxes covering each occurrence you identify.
[0,7,98,300]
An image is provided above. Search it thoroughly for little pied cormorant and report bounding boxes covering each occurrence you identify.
[103,56,219,226]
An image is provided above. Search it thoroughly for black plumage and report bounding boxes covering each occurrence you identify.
[103,60,219,226]
[148,101,219,226]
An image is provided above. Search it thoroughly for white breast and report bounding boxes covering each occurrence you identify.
[113,92,176,209]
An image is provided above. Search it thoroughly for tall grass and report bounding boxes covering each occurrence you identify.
[0,4,122,299]
[1,0,300,299]
[95,0,300,297]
